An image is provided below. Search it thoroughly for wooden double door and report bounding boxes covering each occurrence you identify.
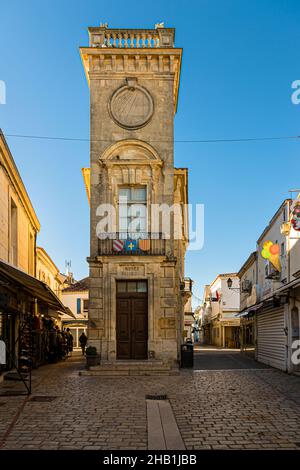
[116,281,148,360]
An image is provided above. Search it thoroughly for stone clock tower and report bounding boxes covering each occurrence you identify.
[80,24,190,374]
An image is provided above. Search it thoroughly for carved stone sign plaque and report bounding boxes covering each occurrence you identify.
[109,83,154,130]
[118,264,145,277]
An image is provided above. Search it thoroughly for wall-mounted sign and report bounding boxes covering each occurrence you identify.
[261,241,282,272]
[118,265,145,277]
[113,240,124,252]
[291,202,300,231]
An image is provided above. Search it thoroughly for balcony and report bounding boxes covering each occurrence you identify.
[180,278,193,300]
[181,278,193,293]
[97,233,166,256]
[88,24,175,49]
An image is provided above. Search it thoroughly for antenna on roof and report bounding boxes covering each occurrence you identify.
[289,189,300,199]
[65,260,72,275]
[65,260,74,285]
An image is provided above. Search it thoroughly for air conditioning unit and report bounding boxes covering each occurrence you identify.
[241,280,252,293]
[265,260,280,280]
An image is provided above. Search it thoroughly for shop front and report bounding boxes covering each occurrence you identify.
[239,312,255,358]
[62,321,88,349]
[0,260,72,392]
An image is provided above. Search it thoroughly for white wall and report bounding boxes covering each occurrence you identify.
[61,291,89,321]
[289,227,300,279]
[257,204,288,301]
[239,259,257,311]
[209,276,240,319]
[210,278,221,319]
[221,277,240,314]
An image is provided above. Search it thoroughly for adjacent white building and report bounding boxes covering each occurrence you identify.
[238,197,300,373]
[183,278,194,341]
[237,252,257,356]
[201,274,240,348]
[61,278,89,349]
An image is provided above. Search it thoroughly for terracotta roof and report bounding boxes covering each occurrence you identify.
[62,277,89,292]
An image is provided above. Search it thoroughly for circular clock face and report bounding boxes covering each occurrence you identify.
[109,85,154,130]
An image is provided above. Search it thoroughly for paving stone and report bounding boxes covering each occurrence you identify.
[0,354,299,449]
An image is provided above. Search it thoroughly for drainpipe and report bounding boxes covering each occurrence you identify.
[34,231,37,278]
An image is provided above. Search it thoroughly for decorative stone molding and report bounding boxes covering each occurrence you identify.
[80,49,182,114]
[99,139,163,166]
[108,80,154,130]
[88,26,175,49]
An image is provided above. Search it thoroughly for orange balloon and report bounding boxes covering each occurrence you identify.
[270,244,279,255]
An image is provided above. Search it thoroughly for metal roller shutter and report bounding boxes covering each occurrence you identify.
[257,306,287,371]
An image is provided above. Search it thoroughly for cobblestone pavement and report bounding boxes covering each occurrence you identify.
[0,351,300,450]
[194,347,270,370]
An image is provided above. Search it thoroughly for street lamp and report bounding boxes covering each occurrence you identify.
[227,278,240,291]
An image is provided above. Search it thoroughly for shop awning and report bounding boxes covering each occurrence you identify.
[236,302,264,317]
[62,319,88,326]
[236,279,300,319]
[48,307,76,320]
[275,277,300,293]
[0,260,74,318]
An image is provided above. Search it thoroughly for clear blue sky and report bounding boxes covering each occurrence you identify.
[1,0,300,305]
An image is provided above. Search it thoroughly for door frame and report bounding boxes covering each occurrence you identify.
[116,280,148,360]
[107,271,157,362]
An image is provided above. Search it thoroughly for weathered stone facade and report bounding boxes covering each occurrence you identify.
[80,25,188,367]
[0,132,40,275]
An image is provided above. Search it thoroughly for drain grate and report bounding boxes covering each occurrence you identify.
[29,396,57,402]
[146,394,167,400]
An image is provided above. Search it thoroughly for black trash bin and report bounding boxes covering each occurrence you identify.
[181,342,194,368]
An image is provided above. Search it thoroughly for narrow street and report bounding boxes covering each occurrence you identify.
[0,348,300,450]
[194,346,269,370]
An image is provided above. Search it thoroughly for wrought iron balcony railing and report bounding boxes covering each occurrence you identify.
[97,233,166,256]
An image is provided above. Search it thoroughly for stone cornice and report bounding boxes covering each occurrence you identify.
[80,47,182,114]
[99,139,163,166]
[36,246,60,277]
[103,160,163,168]
[0,131,40,232]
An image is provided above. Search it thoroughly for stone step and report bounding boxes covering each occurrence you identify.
[80,368,179,377]
[89,360,168,371]
[4,371,29,381]
[80,359,180,376]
